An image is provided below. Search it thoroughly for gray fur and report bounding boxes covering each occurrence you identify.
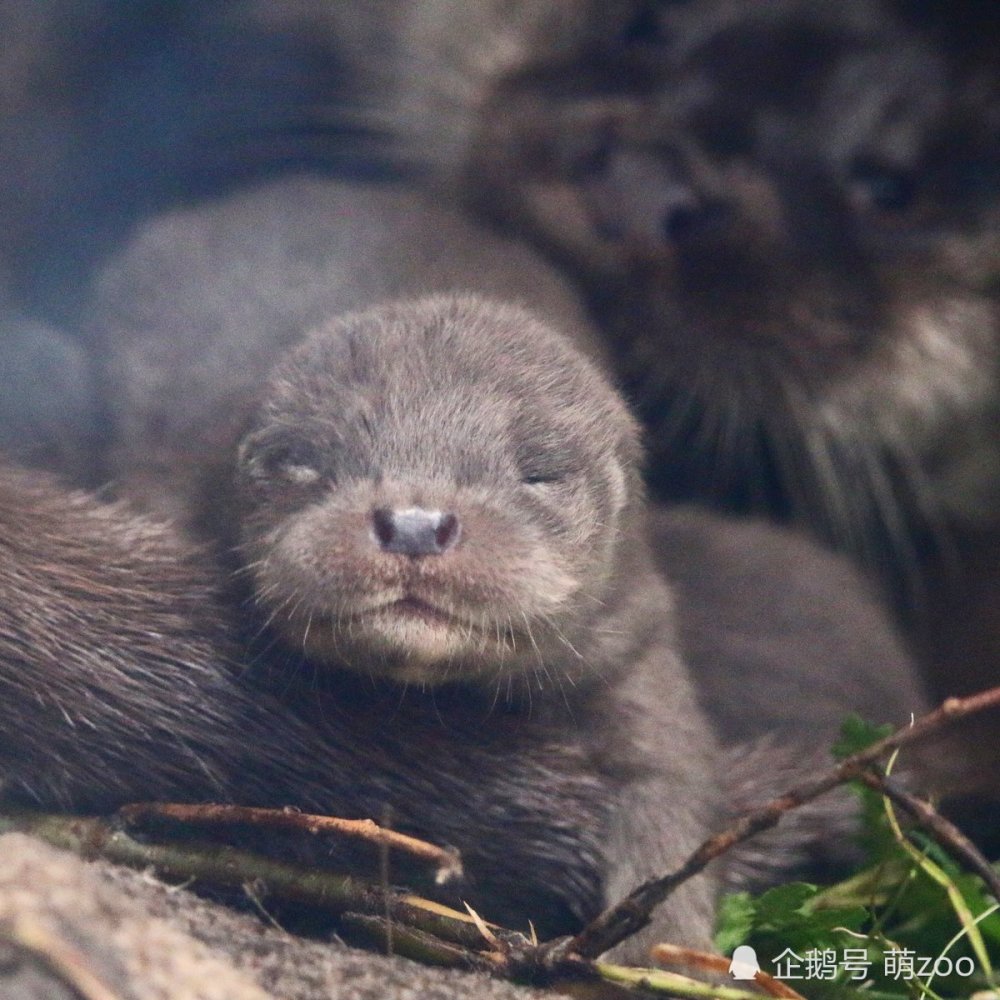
[651,506,936,885]
[653,507,929,745]
[84,174,603,528]
[0,293,724,960]
[220,293,724,956]
[1,278,934,968]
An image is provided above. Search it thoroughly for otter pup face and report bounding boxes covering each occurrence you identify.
[235,295,640,687]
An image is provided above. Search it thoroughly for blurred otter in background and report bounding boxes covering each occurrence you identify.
[447,1,1000,787]
[462,0,999,570]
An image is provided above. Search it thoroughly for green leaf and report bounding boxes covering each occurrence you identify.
[715,891,756,954]
[831,715,894,759]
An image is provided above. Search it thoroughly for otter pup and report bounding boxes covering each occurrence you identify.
[79,163,935,874]
[228,294,722,952]
[0,294,723,958]
[2,290,935,956]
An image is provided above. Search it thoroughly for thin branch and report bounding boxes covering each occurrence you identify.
[595,961,791,999]
[117,802,463,884]
[0,810,484,950]
[340,912,494,970]
[650,944,806,999]
[857,769,1000,903]
[566,686,1000,959]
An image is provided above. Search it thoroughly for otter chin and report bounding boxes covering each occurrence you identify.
[362,596,473,668]
[289,584,536,686]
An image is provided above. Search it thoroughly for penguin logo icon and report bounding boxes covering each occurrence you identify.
[729,945,761,980]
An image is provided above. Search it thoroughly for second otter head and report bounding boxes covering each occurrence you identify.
[234,295,641,688]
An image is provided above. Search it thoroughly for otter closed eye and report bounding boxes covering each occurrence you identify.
[238,435,324,488]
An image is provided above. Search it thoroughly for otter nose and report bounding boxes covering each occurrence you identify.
[371,507,461,557]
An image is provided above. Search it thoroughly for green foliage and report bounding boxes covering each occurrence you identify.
[715,717,1000,999]
[830,716,895,759]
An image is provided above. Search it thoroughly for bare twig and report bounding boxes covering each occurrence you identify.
[117,802,462,884]
[565,686,1000,959]
[340,912,493,970]
[650,944,806,999]
[858,769,1000,903]
[0,810,483,949]
[595,961,792,999]
[380,804,395,957]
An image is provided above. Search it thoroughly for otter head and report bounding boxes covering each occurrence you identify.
[235,295,641,688]
[469,3,1000,561]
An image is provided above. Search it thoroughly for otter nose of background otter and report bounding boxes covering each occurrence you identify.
[372,507,461,557]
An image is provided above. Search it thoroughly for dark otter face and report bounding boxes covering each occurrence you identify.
[235,295,640,688]
[468,3,1000,559]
